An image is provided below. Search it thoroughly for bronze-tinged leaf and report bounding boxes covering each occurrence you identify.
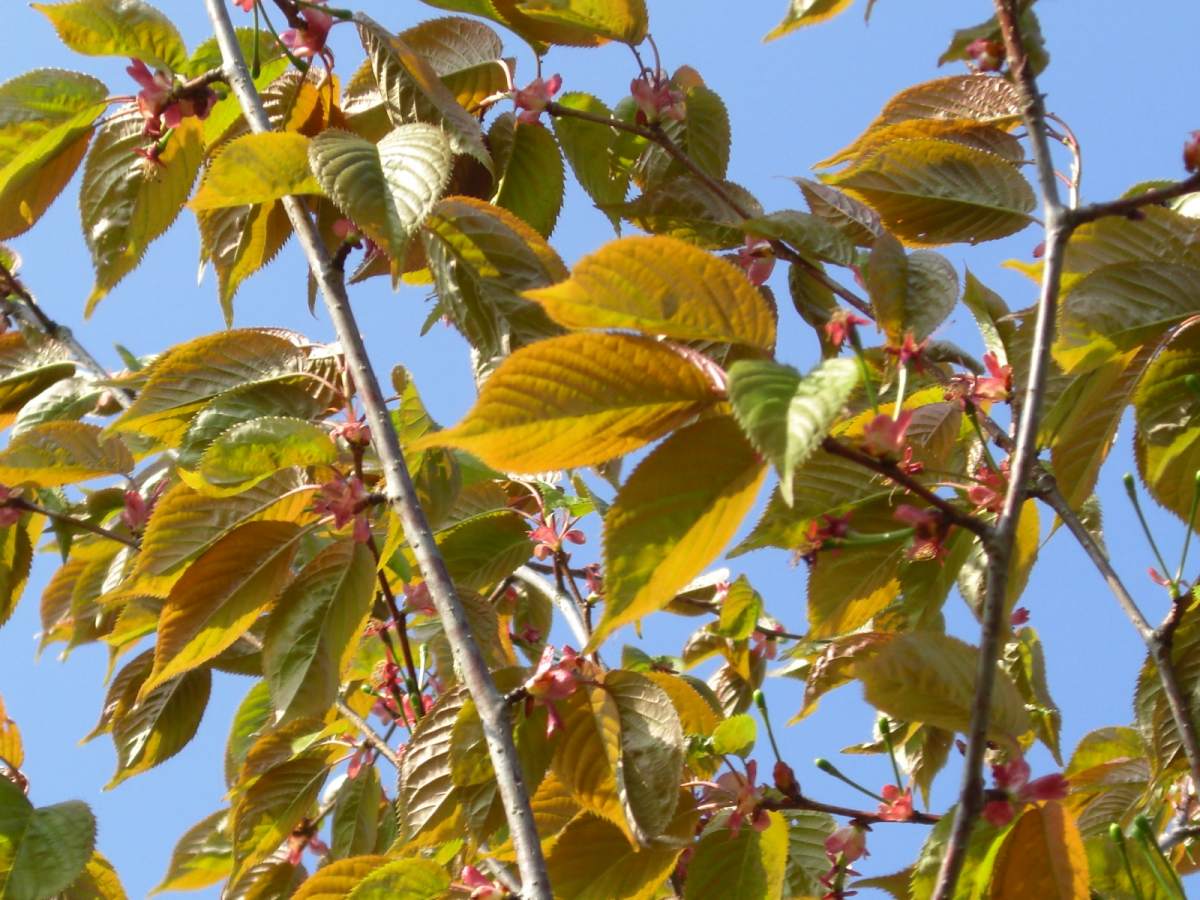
[290,855,388,900]
[524,235,776,351]
[230,753,330,884]
[595,416,767,648]
[152,810,233,894]
[0,692,22,769]
[0,422,132,487]
[344,857,449,899]
[142,521,305,695]
[988,802,1089,899]
[551,684,627,839]
[416,332,721,473]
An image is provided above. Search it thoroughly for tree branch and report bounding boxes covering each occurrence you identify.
[764,794,940,826]
[934,4,1073,896]
[203,4,550,896]
[8,497,138,549]
[513,565,590,648]
[1070,173,1200,228]
[335,698,402,769]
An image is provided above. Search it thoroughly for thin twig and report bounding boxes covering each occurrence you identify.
[8,497,138,549]
[1070,173,1200,228]
[335,698,402,769]
[763,794,940,826]
[933,5,1072,896]
[821,437,992,540]
[514,565,590,648]
[204,5,550,896]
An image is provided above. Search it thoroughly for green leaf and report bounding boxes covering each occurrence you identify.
[1055,262,1200,374]
[0,519,36,630]
[728,357,859,505]
[224,682,273,789]
[742,210,856,267]
[785,812,838,897]
[190,133,320,210]
[152,810,232,894]
[490,116,565,237]
[552,92,630,231]
[143,521,305,694]
[330,767,383,861]
[637,84,730,187]
[685,810,789,898]
[988,803,1089,899]
[909,808,1007,899]
[291,856,388,900]
[795,177,883,246]
[613,175,757,250]
[857,632,1031,741]
[263,542,376,723]
[524,235,777,351]
[823,138,1035,246]
[309,125,452,266]
[417,332,721,473]
[1003,626,1063,764]
[765,0,856,40]
[0,422,132,487]
[80,111,205,313]
[867,234,960,343]
[512,0,649,44]
[715,576,763,640]
[231,753,329,883]
[357,16,491,172]
[1136,615,1200,772]
[595,416,767,648]
[33,0,188,71]
[420,509,533,594]
[346,858,449,899]
[0,777,96,900]
[1135,321,1200,521]
[104,649,212,787]
[194,416,336,494]
[711,713,756,757]
[545,803,698,900]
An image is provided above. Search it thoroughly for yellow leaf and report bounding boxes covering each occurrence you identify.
[0,692,22,768]
[524,235,776,351]
[190,132,321,210]
[0,422,132,487]
[989,802,1090,899]
[552,685,628,840]
[765,0,855,40]
[594,416,767,648]
[142,521,305,695]
[291,856,389,900]
[416,332,721,473]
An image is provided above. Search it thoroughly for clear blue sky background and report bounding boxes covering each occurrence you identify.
[3,1,1199,896]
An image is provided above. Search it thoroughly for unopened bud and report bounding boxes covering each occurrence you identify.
[773,760,798,796]
[966,37,1005,72]
[1184,131,1200,174]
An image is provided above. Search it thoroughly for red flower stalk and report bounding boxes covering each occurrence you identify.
[824,309,870,350]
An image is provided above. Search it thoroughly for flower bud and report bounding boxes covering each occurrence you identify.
[1184,131,1200,173]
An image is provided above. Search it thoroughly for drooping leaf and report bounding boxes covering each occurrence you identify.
[0,777,96,900]
[988,802,1089,899]
[857,632,1031,741]
[551,684,627,837]
[230,753,330,883]
[728,357,859,504]
[32,0,188,71]
[329,767,383,860]
[1003,626,1063,764]
[0,422,132,487]
[552,92,631,231]
[142,521,305,694]
[0,69,108,239]
[795,177,883,246]
[765,0,856,40]
[595,416,767,647]
[1135,616,1200,772]
[613,175,758,250]
[357,16,491,171]
[309,125,452,263]
[822,139,1035,246]
[742,210,856,267]
[685,810,790,898]
[80,111,205,313]
[490,116,564,237]
[152,810,233,894]
[417,332,721,473]
[524,235,776,351]
[263,541,376,723]
[190,132,320,210]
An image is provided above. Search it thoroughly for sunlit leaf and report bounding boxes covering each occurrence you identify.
[765,0,855,40]
[1135,320,1200,522]
[418,332,721,473]
[194,416,336,494]
[290,856,388,900]
[728,357,859,505]
[346,857,449,899]
[513,0,648,44]
[490,116,564,238]
[231,753,329,883]
[525,235,776,351]
[552,92,630,231]
[152,810,232,894]
[595,416,767,647]
[190,132,319,211]
[61,850,127,900]
[33,0,188,71]
[80,111,204,313]
[0,422,132,487]
[551,684,627,837]
[685,810,789,898]
[988,802,1089,899]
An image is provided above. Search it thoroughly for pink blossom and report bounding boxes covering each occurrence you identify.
[313,475,371,543]
[582,562,603,596]
[982,799,1015,827]
[737,236,775,286]
[876,784,913,822]
[528,511,585,560]
[404,581,435,615]
[982,755,1069,825]
[630,72,685,124]
[456,865,510,899]
[524,645,584,736]
[696,761,770,836]
[750,625,783,661]
[824,824,868,863]
[966,38,1005,72]
[281,1,335,64]
[331,417,370,446]
[894,505,951,562]
[126,59,216,138]
[0,486,21,528]
[233,0,255,10]
[513,74,562,125]
[285,820,328,865]
[886,332,929,371]
[861,410,913,459]
[824,309,870,350]
[967,463,1007,514]
[974,353,1012,402]
[1010,607,1030,627]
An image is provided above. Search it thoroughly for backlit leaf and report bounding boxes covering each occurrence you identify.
[143,521,304,694]
[152,810,232,894]
[0,777,96,900]
[988,802,1089,899]
[263,541,376,723]
[195,416,336,494]
[80,111,204,313]
[291,856,387,900]
[418,332,721,473]
[857,632,1031,741]
[728,357,859,504]
[490,116,564,237]
[310,125,452,264]
[595,416,767,647]
[1135,321,1200,522]
[231,753,329,883]
[742,210,856,267]
[33,0,188,71]
[785,812,838,897]
[765,0,855,40]
[0,422,132,487]
[514,0,648,44]
[552,92,630,231]
[190,132,320,210]
[685,810,789,898]
[525,235,776,350]
[823,139,1035,246]
[61,851,126,900]
[346,858,449,899]
[551,684,626,836]
[0,695,22,770]
[329,767,383,860]
[711,714,756,757]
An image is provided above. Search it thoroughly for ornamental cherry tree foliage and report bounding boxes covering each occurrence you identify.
[2,0,1200,898]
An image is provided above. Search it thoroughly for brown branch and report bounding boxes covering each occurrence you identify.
[1070,173,1200,228]
[933,4,1073,896]
[764,794,940,826]
[204,5,550,897]
[7,497,138,549]
[821,437,992,540]
[335,698,402,769]
[544,101,875,318]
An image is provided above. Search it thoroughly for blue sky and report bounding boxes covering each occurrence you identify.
[2,0,1199,895]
